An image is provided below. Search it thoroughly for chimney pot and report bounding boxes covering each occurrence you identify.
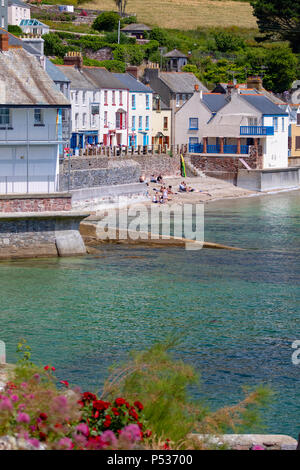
[194,84,199,92]
[0,34,9,52]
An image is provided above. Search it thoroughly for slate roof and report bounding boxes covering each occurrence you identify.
[8,0,30,7]
[121,23,151,32]
[202,93,228,112]
[113,73,153,93]
[56,66,98,90]
[45,58,70,83]
[241,94,288,115]
[82,67,128,90]
[0,27,37,55]
[0,48,70,106]
[164,49,187,58]
[159,72,208,93]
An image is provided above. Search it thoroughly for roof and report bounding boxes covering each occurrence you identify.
[159,72,208,93]
[0,27,37,55]
[113,73,153,93]
[164,49,187,58]
[8,0,30,7]
[0,48,70,106]
[121,23,151,32]
[56,66,98,90]
[20,19,49,28]
[45,58,70,84]
[241,94,288,115]
[202,93,228,112]
[81,67,128,90]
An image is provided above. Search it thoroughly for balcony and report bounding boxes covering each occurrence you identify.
[240,126,274,136]
[189,143,249,154]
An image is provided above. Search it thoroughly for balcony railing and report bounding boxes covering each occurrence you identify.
[240,126,274,136]
[189,143,249,154]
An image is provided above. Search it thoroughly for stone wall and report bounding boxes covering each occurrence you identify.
[0,213,88,259]
[0,194,72,213]
[59,155,181,191]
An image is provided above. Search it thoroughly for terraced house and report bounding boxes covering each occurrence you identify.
[114,71,153,148]
[57,53,129,149]
[0,36,70,194]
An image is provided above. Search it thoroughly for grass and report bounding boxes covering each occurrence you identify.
[43,20,98,33]
[81,0,258,30]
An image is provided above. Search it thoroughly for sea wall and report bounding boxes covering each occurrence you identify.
[0,212,88,259]
[0,193,72,213]
[237,167,300,191]
[59,155,181,191]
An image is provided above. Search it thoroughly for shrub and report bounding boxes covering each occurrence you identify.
[92,11,120,32]
[213,31,245,52]
[7,25,22,36]
[42,33,68,57]
[113,44,145,65]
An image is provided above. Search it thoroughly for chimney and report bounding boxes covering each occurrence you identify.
[63,51,83,69]
[247,75,263,91]
[227,81,235,95]
[0,34,9,52]
[21,36,44,57]
[126,66,138,80]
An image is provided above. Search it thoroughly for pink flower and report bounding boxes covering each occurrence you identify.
[100,430,118,448]
[252,445,265,450]
[27,438,40,448]
[16,412,30,424]
[119,424,141,443]
[57,437,74,450]
[0,397,13,411]
[11,394,19,402]
[20,382,27,389]
[76,423,89,437]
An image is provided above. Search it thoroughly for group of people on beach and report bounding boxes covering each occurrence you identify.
[152,185,173,204]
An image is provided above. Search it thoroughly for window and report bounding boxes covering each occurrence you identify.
[296,136,300,150]
[82,91,86,105]
[138,116,142,130]
[82,113,87,127]
[112,91,115,105]
[182,94,186,104]
[146,94,150,109]
[132,116,135,130]
[273,117,278,132]
[145,116,149,130]
[189,118,198,130]
[249,117,258,126]
[0,108,10,126]
[119,91,123,105]
[176,94,180,107]
[75,91,79,104]
[282,118,285,132]
[132,94,136,109]
[1,16,4,28]
[93,91,97,101]
[297,114,300,126]
[189,137,199,145]
[91,104,99,115]
[163,116,168,130]
[91,114,96,126]
[116,112,120,129]
[34,109,43,125]
[75,113,79,128]
[104,91,108,105]
[1,0,4,7]
[104,111,108,127]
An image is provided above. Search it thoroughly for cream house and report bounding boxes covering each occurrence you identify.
[152,93,171,148]
[8,0,30,26]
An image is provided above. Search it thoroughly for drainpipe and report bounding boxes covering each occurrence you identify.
[127,88,129,146]
[26,108,29,193]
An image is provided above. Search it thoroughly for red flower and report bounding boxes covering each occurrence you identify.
[39,432,47,441]
[115,397,126,406]
[137,421,143,430]
[103,416,111,428]
[112,407,120,416]
[51,367,55,372]
[129,408,138,420]
[81,392,97,402]
[60,380,69,388]
[39,413,48,421]
[54,423,63,429]
[94,411,99,419]
[44,365,49,371]
[93,400,110,411]
[134,401,144,411]
[145,429,152,438]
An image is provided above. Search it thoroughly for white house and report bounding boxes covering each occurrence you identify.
[180,88,289,169]
[0,37,70,194]
[8,0,30,26]
[58,55,130,148]
[114,72,153,147]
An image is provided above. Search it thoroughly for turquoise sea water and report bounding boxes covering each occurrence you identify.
[0,190,299,437]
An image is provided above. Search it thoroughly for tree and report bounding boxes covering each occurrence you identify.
[115,0,128,17]
[263,44,298,92]
[213,31,245,52]
[92,11,120,32]
[251,0,300,52]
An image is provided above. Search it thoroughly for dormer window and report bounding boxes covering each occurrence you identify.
[0,108,10,127]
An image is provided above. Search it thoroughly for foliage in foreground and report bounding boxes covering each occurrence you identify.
[0,340,272,450]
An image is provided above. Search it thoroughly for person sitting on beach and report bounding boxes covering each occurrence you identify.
[157,174,163,183]
[150,174,157,183]
[179,181,187,192]
[167,186,173,195]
